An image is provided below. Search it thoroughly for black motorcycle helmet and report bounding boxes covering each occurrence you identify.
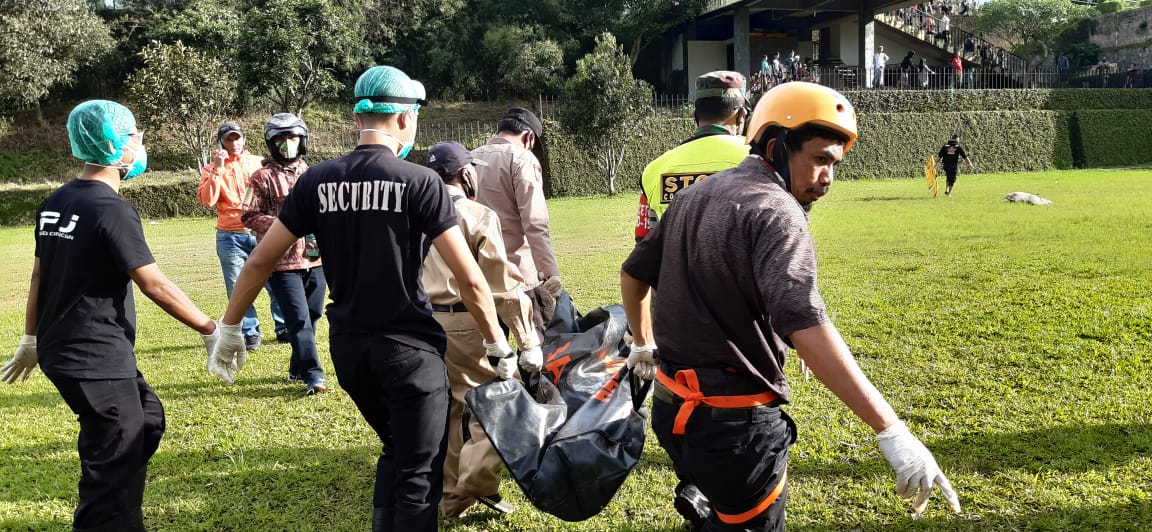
[263,113,309,164]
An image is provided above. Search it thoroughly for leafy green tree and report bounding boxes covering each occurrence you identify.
[147,0,241,53]
[126,41,237,170]
[502,39,565,99]
[561,0,709,64]
[974,0,1093,66]
[237,0,369,115]
[559,33,653,194]
[0,0,114,116]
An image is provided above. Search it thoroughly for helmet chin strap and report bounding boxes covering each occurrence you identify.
[770,129,791,193]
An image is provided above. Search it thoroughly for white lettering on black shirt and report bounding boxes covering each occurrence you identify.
[317,180,409,214]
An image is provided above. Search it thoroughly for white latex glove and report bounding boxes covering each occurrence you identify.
[627,342,657,380]
[201,321,218,359]
[208,321,244,385]
[519,346,543,372]
[878,421,962,518]
[484,337,516,380]
[1,335,38,384]
[542,275,563,298]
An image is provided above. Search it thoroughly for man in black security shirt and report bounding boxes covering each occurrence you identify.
[937,134,975,197]
[1,100,219,532]
[210,66,513,532]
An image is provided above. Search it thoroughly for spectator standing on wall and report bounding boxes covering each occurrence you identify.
[874,46,890,88]
[899,51,916,88]
[951,53,964,89]
[199,122,286,350]
[919,58,935,88]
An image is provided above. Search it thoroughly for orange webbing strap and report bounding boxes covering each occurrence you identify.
[715,467,788,525]
[654,368,779,435]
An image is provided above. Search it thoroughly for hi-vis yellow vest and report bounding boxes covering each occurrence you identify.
[641,134,750,220]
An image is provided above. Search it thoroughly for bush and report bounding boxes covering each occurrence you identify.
[1075,109,1152,167]
[0,175,212,227]
[843,88,1152,113]
[840,111,1074,179]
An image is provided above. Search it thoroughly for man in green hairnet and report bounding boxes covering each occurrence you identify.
[210,66,512,532]
[1,100,220,531]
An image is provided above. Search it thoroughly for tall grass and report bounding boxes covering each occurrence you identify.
[1,169,1150,530]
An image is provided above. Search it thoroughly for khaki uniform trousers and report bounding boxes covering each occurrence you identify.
[435,310,505,517]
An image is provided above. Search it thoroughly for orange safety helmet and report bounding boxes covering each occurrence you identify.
[745,82,858,152]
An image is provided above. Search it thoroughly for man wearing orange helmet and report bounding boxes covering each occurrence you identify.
[620,82,961,530]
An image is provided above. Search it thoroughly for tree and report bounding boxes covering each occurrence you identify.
[974,0,1093,66]
[501,39,565,99]
[0,0,114,116]
[237,0,369,115]
[559,33,653,195]
[126,41,237,171]
[560,0,709,64]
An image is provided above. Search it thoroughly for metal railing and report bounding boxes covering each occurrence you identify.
[876,9,1029,75]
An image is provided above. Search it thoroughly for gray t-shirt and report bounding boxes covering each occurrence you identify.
[622,157,829,402]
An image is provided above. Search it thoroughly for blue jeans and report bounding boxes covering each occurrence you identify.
[215,230,285,337]
[267,267,326,384]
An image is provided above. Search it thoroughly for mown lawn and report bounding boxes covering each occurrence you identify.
[1,169,1150,531]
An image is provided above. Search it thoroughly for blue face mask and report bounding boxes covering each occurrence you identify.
[122,145,148,180]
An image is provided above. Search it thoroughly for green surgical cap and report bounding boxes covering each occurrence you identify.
[67,100,137,165]
[353,66,426,115]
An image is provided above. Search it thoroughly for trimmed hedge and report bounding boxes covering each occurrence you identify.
[843,88,1152,113]
[543,118,695,197]
[0,178,213,227]
[839,111,1074,180]
[1075,109,1152,167]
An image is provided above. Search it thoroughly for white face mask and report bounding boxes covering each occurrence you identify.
[360,112,416,159]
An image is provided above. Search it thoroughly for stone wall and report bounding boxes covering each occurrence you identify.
[1091,6,1152,69]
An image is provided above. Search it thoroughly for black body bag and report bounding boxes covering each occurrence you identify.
[465,292,651,522]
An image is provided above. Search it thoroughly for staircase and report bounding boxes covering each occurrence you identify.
[875,7,1038,87]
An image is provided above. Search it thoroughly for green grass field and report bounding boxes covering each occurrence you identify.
[1,169,1150,531]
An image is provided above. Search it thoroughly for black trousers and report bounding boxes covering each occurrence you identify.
[652,397,795,532]
[48,372,165,532]
[329,335,450,532]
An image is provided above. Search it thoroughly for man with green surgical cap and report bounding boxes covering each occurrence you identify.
[1,100,220,531]
[209,66,513,532]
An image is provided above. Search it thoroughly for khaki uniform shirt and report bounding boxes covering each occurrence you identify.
[422,194,540,349]
[471,137,558,287]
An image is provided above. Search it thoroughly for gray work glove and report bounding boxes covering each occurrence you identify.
[208,320,244,385]
[627,342,657,380]
[484,337,516,380]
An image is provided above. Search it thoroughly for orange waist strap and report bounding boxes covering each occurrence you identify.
[655,367,779,435]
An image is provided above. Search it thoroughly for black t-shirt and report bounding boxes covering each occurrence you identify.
[938,142,967,168]
[35,179,155,379]
[622,157,829,402]
[277,144,457,354]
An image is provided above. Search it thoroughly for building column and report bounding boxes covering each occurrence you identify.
[734,6,751,79]
[859,0,875,89]
[682,24,695,96]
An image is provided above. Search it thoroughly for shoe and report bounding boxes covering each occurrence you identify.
[244,334,262,351]
[287,373,303,383]
[305,380,327,396]
[276,330,290,343]
[475,493,514,515]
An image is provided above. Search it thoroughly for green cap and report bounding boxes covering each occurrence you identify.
[695,71,747,101]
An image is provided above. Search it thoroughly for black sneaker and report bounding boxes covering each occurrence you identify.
[244,334,262,351]
[276,330,290,343]
[475,493,514,515]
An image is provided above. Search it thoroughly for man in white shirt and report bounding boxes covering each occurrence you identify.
[874,46,890,88]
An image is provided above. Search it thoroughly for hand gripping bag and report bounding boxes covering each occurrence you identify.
[465,292,651,521]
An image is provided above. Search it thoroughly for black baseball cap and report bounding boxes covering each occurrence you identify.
[217,122,243,141]
[502,107,543,139]
[428,141,488,177]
